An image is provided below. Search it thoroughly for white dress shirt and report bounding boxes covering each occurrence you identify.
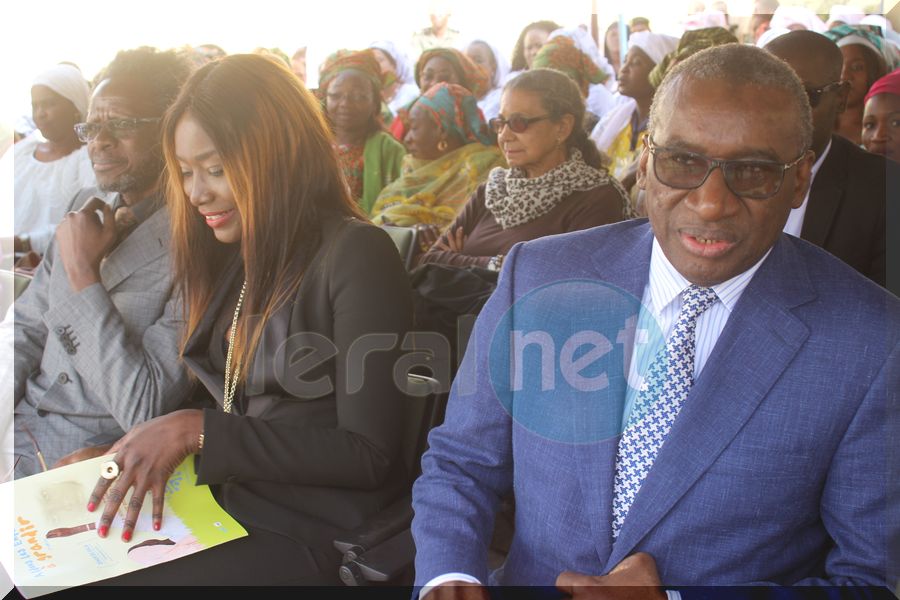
[420,238,772,598]
[782,139,831,238]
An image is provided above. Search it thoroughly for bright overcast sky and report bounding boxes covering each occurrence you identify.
[2,0,896,129]
[2,0,754,125]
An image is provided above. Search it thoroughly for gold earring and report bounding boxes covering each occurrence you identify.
[437,139,449,151]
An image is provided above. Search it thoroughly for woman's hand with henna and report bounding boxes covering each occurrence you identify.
[87,409,204,542]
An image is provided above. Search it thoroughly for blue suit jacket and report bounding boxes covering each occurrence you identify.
[411,220,899,590]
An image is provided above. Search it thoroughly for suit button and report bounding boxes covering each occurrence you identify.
[66,345,77,355]
[57,373,70,384]
[36,409,48,417]
[55,326,65,335]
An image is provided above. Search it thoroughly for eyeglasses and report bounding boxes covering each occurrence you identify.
[646,136,807,200]
[488,114,551,134]
[804,81,843,108]
[74,117,161,143]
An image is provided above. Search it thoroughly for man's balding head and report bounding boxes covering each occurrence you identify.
[649,43,813,156]
[765,31,848,157]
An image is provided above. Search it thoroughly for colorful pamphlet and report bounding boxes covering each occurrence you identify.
[0,455,246,597]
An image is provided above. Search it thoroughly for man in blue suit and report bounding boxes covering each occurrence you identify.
[411,44,899,599]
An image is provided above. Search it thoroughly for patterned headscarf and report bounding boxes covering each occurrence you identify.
[408,82,495,146]
[531,36,608,98]
[649,27,738,89]
[824,25,900,71]
[317,49,386,99]
[414,47,491,98]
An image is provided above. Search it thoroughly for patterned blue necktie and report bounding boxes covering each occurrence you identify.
[611,284,719,539]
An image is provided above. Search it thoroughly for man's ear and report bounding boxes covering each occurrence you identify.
[791,150,815,209]
[636,146,650,189]
[835,80,850,114]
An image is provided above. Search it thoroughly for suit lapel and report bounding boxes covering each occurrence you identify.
[181,254,244,403]
[801,136,845,247]
[576,223,654,563]
[99,206,169,291]
[605,237,816,568]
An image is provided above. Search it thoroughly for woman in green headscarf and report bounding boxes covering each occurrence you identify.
[317,49,406,214]
[372,82,505,229]
[823,25,898,145]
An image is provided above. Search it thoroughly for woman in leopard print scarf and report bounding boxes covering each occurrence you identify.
[418,68,628,270]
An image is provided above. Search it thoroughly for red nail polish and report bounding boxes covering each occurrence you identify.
[122,530,132,542]
[98,525,108,538]
[153,521,161,531]
[86,502,95,512]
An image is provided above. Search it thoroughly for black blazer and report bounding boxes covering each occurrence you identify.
[183,216,414,547]
[801,135,892,288]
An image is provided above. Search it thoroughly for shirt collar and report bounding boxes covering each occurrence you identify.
[809,138,832,185]
[111,190,163,227]
[648,237,772,316]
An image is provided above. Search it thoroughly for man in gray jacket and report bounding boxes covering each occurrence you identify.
[2,47,193,478]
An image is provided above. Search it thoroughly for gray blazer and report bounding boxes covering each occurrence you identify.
[10,187,190,477]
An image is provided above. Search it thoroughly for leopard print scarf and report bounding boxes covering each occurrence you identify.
[484,149,612,230]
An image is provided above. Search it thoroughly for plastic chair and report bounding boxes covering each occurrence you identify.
[333,372,445,586]
[381,225,418,271]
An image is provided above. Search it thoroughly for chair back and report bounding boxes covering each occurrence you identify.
[381,225,418,271]
[400,373,444,481]
[0,269,32,317]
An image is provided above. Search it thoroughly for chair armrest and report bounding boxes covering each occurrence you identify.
[333,494,413,561]
[338,528,415,585]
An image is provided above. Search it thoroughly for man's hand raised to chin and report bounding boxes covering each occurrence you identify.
[56,197,118,292]
[556,553,667,600]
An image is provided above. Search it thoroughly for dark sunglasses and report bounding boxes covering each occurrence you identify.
[804,81,843,108]
[646,136,807,200]
[74,117,161,143]
[488,114,551,134]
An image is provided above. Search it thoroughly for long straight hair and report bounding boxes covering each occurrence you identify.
[162,54,364,382]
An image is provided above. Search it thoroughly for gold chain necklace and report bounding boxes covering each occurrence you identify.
[223,279,247,414]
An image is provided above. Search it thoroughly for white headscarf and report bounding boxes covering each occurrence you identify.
[369,40,415,84]
[683,10,729,31]
[31,64,91,120]
[628,31,680,65]
[770,6,827,33]
[460,38,511,89]
[756,27,792,48]
[827,5,866,27]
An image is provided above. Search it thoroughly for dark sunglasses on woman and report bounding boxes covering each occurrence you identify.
[489,114,551,134]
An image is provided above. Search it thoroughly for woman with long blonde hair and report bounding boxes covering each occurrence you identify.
[86,53,413,585]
